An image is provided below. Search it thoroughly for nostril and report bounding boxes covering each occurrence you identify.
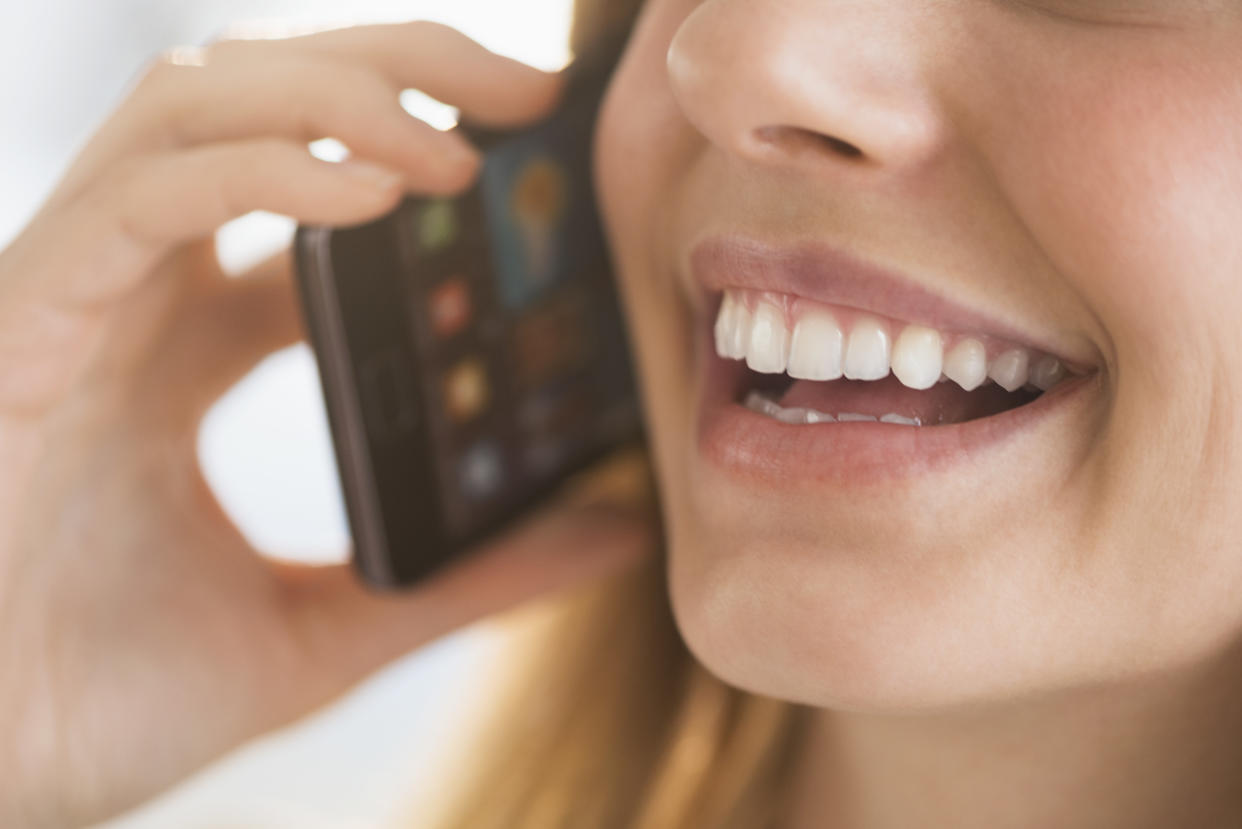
[754,125,865,162]
[822,135,864,158]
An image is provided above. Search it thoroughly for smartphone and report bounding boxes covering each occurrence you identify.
[293,32,642,589]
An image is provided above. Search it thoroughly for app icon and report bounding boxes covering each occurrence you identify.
[480,140,573,309]
[460,441,504,499]
[444,358,489,422]
[429,278,472,338]
[417,199,457,253]
[510,157,569,283]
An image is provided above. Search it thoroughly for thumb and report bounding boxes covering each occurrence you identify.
[273,488,658,688]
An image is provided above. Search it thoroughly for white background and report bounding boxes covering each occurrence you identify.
[1,1,574,826]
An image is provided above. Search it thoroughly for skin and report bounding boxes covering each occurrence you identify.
[0,23,654,828]
[8,4,1242,827]
[594,0,1242,826]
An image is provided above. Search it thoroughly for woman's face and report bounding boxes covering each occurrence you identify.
[595,0,1242,709]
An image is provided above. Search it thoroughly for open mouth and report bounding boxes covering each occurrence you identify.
[714,288,1085,428]
[686,236,1102,484]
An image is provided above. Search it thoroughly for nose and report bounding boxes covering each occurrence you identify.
[666,0,949,175]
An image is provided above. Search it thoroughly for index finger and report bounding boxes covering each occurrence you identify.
[217,20,568,129]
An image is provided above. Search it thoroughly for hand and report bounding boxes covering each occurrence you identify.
[0,22,654,828]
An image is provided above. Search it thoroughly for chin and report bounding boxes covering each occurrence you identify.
[662,507,1109,714]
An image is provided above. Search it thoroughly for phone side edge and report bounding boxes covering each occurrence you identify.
[293,225,396,588]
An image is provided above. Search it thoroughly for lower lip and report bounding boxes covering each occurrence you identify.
[695,330,1101,487]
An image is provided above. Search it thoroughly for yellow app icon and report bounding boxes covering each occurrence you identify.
[444,358,489,422]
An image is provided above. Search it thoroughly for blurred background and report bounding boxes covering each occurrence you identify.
[1,1,574,826]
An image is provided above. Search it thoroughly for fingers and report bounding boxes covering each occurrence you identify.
[12,18,567,314]
[0,19,566,414]
[273,489,658,685]
[51,21,562,204]
[218,21,565,128]
[23,139,410,308]
[121,51,481,180]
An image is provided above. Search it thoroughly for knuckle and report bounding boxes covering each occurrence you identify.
[134,50,197,93]
[197,35,264,66]
[399,19,462,43]
[199,35,241,61]
[128,50,208,144]
[132,57,170,95]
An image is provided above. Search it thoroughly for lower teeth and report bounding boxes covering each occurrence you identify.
[743,391,923,427]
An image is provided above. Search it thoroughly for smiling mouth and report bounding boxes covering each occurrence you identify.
[715,287,1084,427]
[687,237,1102,483]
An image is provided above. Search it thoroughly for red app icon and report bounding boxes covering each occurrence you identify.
[429,278,472,338]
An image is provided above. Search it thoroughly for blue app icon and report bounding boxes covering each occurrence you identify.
[480,125,575,310]
[460,441,504,500]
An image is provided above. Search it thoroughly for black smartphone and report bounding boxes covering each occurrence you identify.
[293,32,641,589]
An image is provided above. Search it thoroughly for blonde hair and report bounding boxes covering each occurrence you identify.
[426,4,809,826]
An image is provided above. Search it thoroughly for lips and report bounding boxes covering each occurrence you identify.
[690,235,1097,370]
[685,235,1103,484]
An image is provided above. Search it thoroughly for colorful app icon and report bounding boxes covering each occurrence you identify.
[429,278,472,338]
[417,199,458,253]
[444,358,489,422]
[460,441,504,499]
[510,157,569,283]
[480,136,573,309]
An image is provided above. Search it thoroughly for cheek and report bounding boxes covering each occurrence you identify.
[975,41,1242,651]
[1021,64,1242,357]
[988,42,1242,501]
[595,7,704,469]
[594,2,702,266]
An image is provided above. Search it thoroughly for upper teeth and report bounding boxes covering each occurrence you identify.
[714,289,1069,393]
[890,325,941,389]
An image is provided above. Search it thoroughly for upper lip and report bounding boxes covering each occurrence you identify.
[688,234,1098,370]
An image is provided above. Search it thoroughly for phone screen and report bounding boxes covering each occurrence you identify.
[397,93,639,538]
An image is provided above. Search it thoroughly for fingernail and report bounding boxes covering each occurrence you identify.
[337,159,404,189]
